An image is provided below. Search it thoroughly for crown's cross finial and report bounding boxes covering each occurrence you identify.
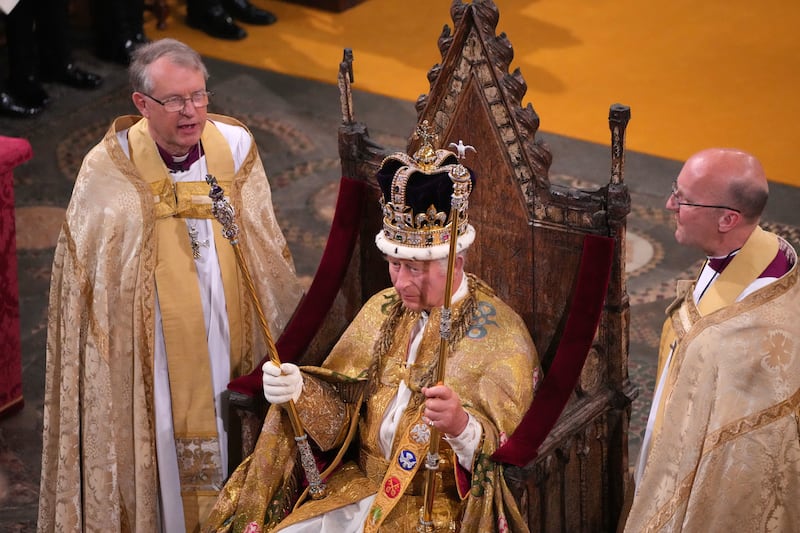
[414,120,438,147]
[413,120,439,170]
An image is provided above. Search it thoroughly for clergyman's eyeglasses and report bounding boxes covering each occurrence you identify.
[669,181,741,213]
[142,90,212,112]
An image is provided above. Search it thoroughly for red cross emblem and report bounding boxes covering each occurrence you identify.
[384,476,402,499]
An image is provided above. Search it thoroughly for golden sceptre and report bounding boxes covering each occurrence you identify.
[205,174,327,500]
[418,140,475,532]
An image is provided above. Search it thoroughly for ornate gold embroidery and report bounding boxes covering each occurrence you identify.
[760,330,795,371]
[703,387,800,453]
[175,437,224,490]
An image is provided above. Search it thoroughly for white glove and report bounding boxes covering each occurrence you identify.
[262,362,303,405]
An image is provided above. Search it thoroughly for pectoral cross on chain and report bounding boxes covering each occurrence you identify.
[188,224,210,259]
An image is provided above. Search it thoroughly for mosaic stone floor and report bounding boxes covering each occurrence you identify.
[1,51,799,530]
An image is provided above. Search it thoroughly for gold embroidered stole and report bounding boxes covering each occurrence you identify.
[654,227,779,436]
[363,305,462,532]
[128,118,245,528]
[696,226,778,315]
[364,409,431,532]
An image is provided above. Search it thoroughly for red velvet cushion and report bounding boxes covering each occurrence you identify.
[0,136,33,419]
[227,176,366,396]
[492,235,614,466]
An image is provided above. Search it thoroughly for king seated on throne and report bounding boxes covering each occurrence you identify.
[204,125,541,533]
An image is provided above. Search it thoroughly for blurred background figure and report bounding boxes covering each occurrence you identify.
[186,0,277,40]
[89,0,149,65]
[1,0,102,117]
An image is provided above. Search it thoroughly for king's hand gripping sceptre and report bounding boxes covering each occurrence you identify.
[205,174,327,501]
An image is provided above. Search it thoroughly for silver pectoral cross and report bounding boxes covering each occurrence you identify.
[188,224,210,259]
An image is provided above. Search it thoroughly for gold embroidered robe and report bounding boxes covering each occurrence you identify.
[205,275,539,532]
[38,115,303,532]
[624,234,800,532]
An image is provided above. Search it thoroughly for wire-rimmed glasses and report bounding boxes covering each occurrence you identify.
[141,90,213,112]
[669,181,741,213]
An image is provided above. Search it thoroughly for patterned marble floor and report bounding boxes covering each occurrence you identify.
[1,51,799,531]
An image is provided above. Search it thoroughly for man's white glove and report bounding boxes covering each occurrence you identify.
[262,362,303,405]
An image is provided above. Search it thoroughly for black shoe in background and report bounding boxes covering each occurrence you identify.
[223,0,277,25]
[9,75,49,108]
[0,91,43,117]
[187,4,247,40]
[42,63,103,90]
[132,32,150,46]
[96,37,141,66]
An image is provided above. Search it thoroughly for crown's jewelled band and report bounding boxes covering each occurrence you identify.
[381,215,469,248]
[382,198,469,247]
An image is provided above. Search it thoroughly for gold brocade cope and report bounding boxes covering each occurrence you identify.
[38,113,302,533]
[653,226,780,442]
[624,245,800,532]
[128,117,244,529]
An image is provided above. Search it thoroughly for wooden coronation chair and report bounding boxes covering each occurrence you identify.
[227,1,636,531]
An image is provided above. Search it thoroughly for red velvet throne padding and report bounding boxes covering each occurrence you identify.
[492,235,614,465]
[227,176,366,395]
